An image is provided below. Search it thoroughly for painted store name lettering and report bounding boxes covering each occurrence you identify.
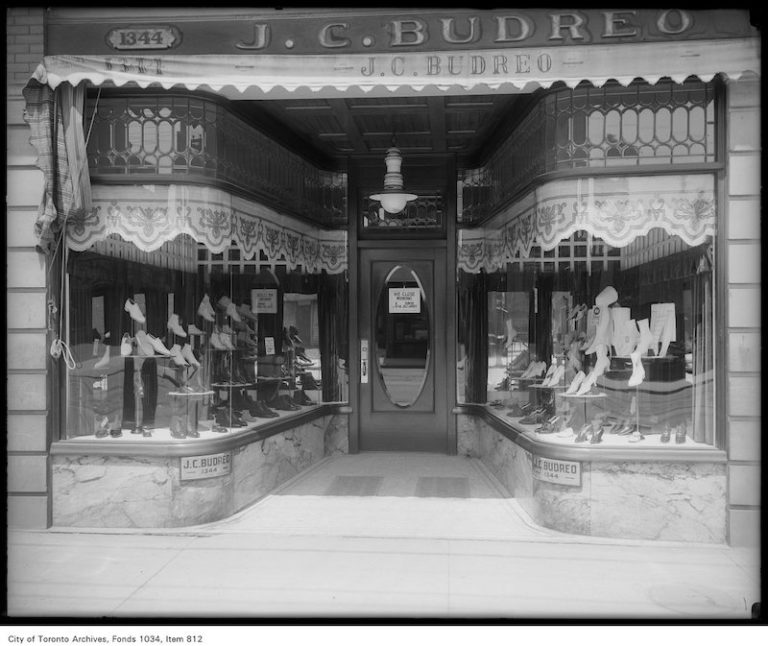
[236,10,693,50]
[360,52,552,77]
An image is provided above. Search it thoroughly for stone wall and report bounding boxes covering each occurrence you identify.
[52,414,349,528]
[458,414,726,543]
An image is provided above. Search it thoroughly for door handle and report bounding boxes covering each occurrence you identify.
[360,339,369,383]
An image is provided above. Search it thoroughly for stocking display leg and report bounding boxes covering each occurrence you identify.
[121,357,136,432]
[628,319,654,387]
[141,358,158,429]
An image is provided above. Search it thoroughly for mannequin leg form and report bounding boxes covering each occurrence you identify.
[628,319,654,387]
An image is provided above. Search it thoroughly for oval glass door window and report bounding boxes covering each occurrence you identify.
[375,265,430,408]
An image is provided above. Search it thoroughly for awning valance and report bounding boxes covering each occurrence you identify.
[67,184,347,274]
[29,38,759,97]
[457,174,715,273]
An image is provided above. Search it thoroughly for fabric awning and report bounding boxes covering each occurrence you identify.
[29,38,760,98]
[458,173,716,273]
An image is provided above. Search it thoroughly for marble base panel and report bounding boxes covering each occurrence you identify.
[52,414,348,528]
[457,415,726,543]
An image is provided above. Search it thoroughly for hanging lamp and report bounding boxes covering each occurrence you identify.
[370,142,417,214]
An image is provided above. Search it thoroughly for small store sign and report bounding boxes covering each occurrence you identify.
[532,455,581,487]
[389,287,421,314]
[252,288,278,313]
[181,452,232,481]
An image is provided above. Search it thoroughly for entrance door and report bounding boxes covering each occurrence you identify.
[359,246,448,452]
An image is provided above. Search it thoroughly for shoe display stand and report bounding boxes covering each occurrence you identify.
[558,390,607,432]
[529,383,567,419]
[168,389,215,438]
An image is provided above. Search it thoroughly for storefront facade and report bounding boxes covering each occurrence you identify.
[6,8,761,544]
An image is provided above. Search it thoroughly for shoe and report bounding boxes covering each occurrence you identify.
[221,333,236,351]
[574,424,591,443]
[519,409,546,425]
[541,364,556,385]
[293,390,315,406]
[135,330,155,356]
[288,325,304,344]
[167,313,187,338]
[146,333,171,356]
[181,343,201,367]
[590,428,605,444]
[169,344,189,367]
[565,371,585,395]
[210,331,227,351]
[142,427,153,438]
[219,297,242,322]
[110,428,123,438]
[186,428,200,439]
[629,430,646,443]
[506,402,532,416]
[124,298,146,323]
[94,344,111,369]
[120,333,133,357]
[660,425,671,443]
[547,365,565,387]
[252,400,279,418]
[301,372,319,390]
[675,425,687,444]
[187,323,204,335]
[95,415,110,438]
[238,303,258,321]
[536,416,559,434]
[269,395,301,411]
[197,295,215,322]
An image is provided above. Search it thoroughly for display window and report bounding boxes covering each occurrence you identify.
[64,230,348,442]
[458,227,716,448]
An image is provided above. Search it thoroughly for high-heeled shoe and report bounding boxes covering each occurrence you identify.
[660,425,671,443]
[574,424,592,442]
[675,424,687,444]
[565,371,585,394]
[590,428,605,444]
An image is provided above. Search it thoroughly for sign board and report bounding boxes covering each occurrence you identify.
[252,288,278,314]
[47,10,758,57]
[531,455,581,487]
[389,287,421,314]
[180,452,232,481]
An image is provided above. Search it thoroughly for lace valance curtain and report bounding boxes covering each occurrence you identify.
[458,174,716,273]
[66,184,348,274]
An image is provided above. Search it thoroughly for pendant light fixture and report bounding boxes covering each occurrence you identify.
[370,137,417,214]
